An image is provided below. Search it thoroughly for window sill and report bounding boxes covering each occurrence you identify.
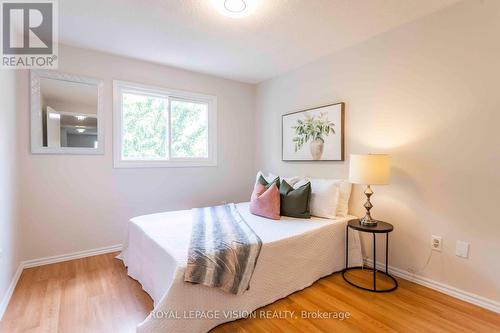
[113,159,217,168]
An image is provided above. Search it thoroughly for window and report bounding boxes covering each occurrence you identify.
[113,81,217,168]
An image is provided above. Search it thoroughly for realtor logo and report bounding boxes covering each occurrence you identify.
[1,0,58,68]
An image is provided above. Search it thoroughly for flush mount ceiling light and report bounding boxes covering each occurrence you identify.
[76,128,86,133]
[224,0,246,13]
[213,0,257,18]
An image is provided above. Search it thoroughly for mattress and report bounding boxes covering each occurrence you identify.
[120,202,362,333]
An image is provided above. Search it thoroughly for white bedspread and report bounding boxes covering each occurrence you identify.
[120,202,362,333]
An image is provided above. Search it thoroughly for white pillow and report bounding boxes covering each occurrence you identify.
[268,173,305,187]
[255,171,279,183]
[309,178,340,219]
[335,180,352,218]
[308,178,352,219]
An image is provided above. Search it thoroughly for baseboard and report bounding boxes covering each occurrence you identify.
[0,244,123,321]
[23,244,123,269]
[364,258,500,314]
[0,263,23,321]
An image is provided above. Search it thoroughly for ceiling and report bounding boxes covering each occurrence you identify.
[41,77,97,112]
[59,0,460,83]
[60,114,97,129]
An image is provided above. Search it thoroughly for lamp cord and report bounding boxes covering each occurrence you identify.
[412,249,434,274]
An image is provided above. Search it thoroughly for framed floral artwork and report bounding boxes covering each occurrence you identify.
[282,102,344,161]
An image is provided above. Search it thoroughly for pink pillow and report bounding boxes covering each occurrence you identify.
[249,182,280,220]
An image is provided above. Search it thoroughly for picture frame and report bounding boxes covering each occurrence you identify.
[282,102,345,161]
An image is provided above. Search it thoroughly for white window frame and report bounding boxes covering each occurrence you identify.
[113,80,217,168]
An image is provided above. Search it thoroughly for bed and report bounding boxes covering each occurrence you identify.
[120,202,363,333]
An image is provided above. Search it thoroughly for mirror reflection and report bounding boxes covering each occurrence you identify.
[40,78,99,149]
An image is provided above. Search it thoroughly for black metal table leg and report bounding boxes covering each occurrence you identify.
[385,233,389,274]
[345,224,349,269]
[342,219,398,293]
[373,232,376,291]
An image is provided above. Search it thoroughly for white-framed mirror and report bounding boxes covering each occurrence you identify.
[30,70,104,154]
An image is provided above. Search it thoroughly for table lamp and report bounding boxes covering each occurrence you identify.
[349,154,390,226]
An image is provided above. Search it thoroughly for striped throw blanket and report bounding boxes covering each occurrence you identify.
[184,204,262,295]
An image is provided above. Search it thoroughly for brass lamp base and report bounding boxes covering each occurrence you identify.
[360,185,378,226]
[360,215,378,226]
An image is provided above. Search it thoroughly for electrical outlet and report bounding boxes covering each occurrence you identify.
[431,235,442,251]
[456,240,470,258]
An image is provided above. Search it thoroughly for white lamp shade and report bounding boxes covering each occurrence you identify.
[349,154,390,185]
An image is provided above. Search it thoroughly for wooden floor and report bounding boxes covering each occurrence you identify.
[1,253,498,333]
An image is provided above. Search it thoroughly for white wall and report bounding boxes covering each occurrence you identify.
[0,70,21,311]
[18,45,256,260]
[255,0,499,302]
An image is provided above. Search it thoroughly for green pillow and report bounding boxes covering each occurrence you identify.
[279,180,311,218]
[257,174,280,189]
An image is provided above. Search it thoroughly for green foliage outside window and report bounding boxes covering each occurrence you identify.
[122,93,167,159]
[122,93,208,159]
[171,100,208,158]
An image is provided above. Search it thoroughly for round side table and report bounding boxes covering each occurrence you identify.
[343,219,398,292]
